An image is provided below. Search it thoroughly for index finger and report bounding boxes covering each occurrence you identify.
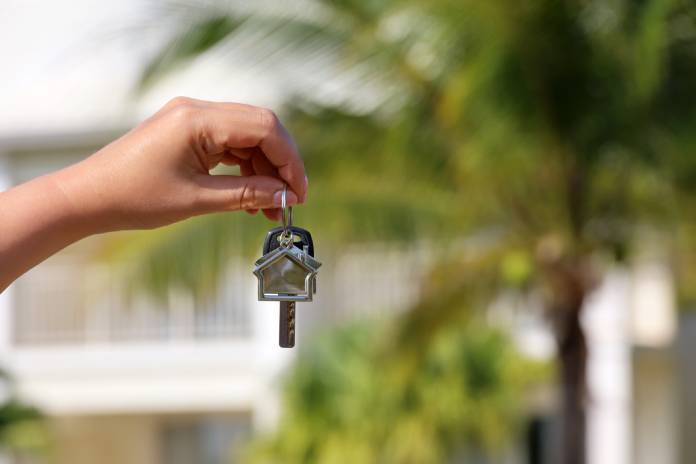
[258,114,307,202]
[194,102,307,202]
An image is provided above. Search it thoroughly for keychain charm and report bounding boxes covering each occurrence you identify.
[253,186,321,347]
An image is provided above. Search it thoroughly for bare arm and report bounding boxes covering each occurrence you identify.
[0,97,308,292]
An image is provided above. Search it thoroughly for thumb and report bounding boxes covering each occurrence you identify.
[194,174,299,212]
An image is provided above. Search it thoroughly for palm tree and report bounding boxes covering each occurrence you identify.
[125,1,696,463]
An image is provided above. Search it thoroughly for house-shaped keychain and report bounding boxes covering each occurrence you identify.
[253,244,321,302]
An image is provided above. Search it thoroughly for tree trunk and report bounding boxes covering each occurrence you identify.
[555,300,588,464]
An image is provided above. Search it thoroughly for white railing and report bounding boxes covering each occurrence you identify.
[11,245,432,346]
[12,261,252,345]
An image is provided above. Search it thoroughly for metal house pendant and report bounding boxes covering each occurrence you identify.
[253,244,320,302]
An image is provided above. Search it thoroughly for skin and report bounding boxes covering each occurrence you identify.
[0,97,308,292]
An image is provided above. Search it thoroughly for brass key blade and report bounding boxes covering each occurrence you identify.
[279,301,296,348]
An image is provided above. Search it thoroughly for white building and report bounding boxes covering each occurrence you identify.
[0,131,685,464]
[0,3,431,462]
[0,125,434,464]
[0,2,687,464]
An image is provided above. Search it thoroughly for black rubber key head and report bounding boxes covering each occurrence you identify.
[263,226,314,257]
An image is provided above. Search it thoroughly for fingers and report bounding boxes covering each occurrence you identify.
[238,159,259,216]
[250,150,283,220]
[194,174,299,213]
[165,98,307,202]
[220,153,242,166]
[226,147,256,161]
[232,149,281,220]
[257,117,307,203]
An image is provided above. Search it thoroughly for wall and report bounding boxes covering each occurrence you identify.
[47,412,251,464]
[677,313,696,464]
[632,347,678,464]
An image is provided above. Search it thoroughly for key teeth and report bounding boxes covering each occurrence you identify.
[279,301,297,348]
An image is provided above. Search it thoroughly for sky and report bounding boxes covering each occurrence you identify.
[0,0,283,138]
[1,0,146,135]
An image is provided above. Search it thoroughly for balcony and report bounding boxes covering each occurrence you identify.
[0,243,429,417]
[12,260,252,346]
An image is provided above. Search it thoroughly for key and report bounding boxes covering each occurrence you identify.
[263,225,315,256]
[265,226,315,348]
[279,301,296,348]
[252,186,321,348]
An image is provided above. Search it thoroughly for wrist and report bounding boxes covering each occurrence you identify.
[48,161,122,236]
[0,172,100,290]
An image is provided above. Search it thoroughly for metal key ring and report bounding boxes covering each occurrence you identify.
[280,185,293,244]
[281,186,294,229]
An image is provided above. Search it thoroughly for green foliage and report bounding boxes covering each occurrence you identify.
[0,400,47,453]
[0,373,47,455]
[130,0,696,287]
[125,0,696,459]
[243,316,545,464]
[100,212,273,299]
[140,15,244,90]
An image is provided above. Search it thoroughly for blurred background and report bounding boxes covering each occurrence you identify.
[1,0,695,463]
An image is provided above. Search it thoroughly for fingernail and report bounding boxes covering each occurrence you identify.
[302,175,309,202]
[287,190,299,205]
[273,190,299,207]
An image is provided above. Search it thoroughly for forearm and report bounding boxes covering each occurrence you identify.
[0,169,98,292]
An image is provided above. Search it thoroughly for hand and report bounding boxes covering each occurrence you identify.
[53,97,307,231]
[0,97,307,291]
